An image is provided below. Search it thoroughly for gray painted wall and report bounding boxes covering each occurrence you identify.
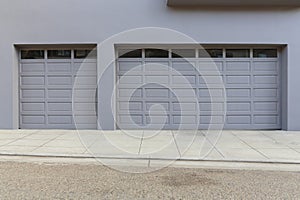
[0,0,300,130]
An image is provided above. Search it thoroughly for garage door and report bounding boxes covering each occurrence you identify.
[19,48,97,129]
[116,47,281,130]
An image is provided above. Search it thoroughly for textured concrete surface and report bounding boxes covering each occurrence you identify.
[0,130,299,164]
[0,161,299,199]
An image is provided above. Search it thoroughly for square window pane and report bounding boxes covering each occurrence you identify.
[199,49,223,58]
[226,49,250,58]
[74,49,96,59]
[145,49,169,58]
[21,50,44,59]
[119,49,142,58]
[253,49,277,58]
[48,50,71,59]
[172,49,195,58]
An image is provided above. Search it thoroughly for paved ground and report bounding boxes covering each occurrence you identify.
[0,130,299,199]
[0,161,299,199]
[0,130,299,165]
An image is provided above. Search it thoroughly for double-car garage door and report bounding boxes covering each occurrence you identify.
[19,48,97,129]
[116,47,281,130]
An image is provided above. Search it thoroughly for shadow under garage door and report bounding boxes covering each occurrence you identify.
[19,48,97,129]
[116,47,281,130]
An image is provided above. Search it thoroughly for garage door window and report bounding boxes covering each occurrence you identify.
[199,49,223,58]
[21,50,45,59]
[172,49,195,58]
[226,49,250,58]
[253,49,277,58]
[145,49,169,58]
[119,49,142,58]
[48,50,71,59]
[74,49,97,59]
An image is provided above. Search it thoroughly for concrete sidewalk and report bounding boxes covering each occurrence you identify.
[0,130,299,165]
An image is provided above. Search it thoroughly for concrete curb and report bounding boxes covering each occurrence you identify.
[0,152,299,165]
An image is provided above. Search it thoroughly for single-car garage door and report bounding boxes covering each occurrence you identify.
[116,47,281,130]
[19,48,97,129]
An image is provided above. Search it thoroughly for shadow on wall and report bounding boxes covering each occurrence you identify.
[166,0,300,12]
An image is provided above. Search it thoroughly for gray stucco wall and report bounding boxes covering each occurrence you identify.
[0,0,300,130]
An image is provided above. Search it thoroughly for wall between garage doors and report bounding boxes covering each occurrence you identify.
[0,0,299,130]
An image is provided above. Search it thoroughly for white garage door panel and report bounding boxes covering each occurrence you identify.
[173,62,196,72]
[74,62,97,74]
[227,115,251,124]
[22,116,45,124]
[199,61,223,72]
[117,47,281,130]
[21,76,45,86]
[226,62,250,72]
[145,62,169,71]
[118,61,143,73]
[21,102,45,112]
[48,63,72,73]
[227,102,251,112]
[21,63,45,73]
[20,49,97,129]
[254,102,278,111]
[48,102,72,111]
[253,61,277,72]
[21,89,45,99]
[200,116,224,124]
[254,115,279,124]
[48,115,73,124]
[74,76,97,86]
[48,76,72,86]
